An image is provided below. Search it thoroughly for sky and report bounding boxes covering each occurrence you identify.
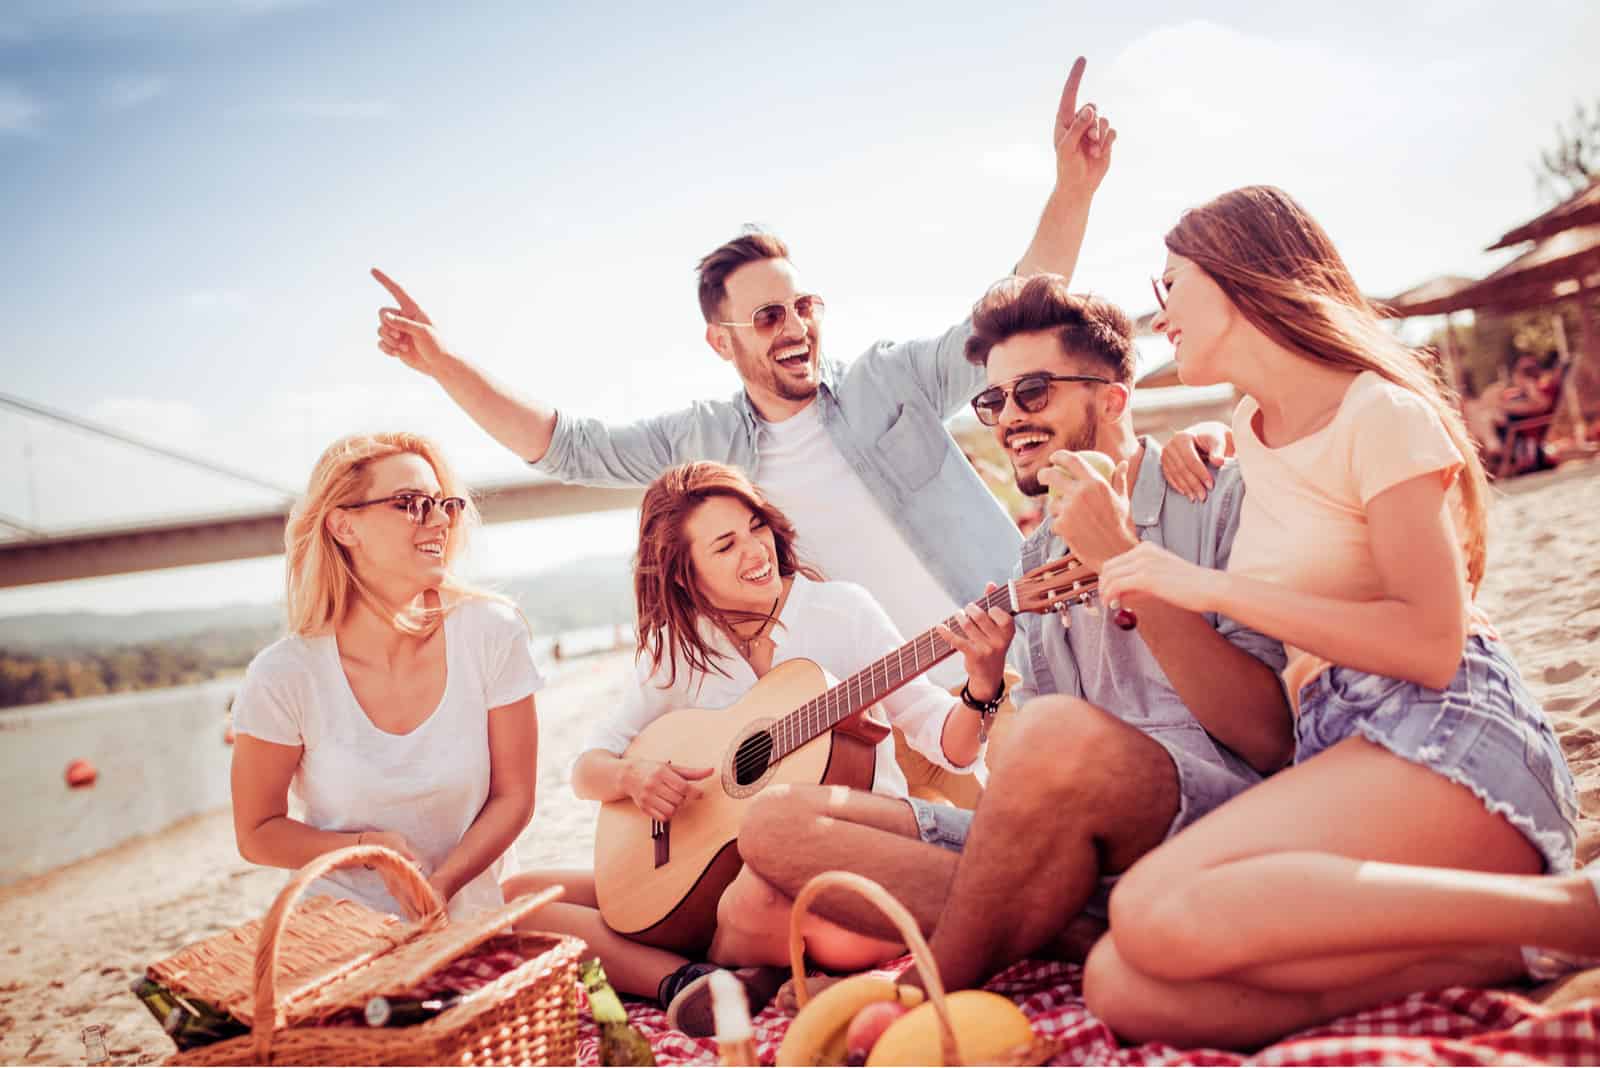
[1,0,1596,617]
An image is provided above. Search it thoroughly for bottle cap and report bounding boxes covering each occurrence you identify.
[364,997,392,1027]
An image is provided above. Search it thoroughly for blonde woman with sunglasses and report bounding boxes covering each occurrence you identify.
[230,432,541,920]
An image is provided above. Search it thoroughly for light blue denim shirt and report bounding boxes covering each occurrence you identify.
[1009,440,1286,775]
[532,321,1023,605]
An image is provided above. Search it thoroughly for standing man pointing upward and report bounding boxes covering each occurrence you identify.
[372,58,1116,685]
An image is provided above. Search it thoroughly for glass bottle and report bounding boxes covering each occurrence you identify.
[363,993,463,1028]
[581,958,656,1066]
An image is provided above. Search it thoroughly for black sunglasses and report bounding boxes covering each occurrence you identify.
[339,492,467,526]
[970,372,1112,426]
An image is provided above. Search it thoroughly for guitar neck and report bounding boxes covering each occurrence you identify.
[768,582,1017,762]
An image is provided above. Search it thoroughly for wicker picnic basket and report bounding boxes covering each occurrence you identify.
[786,871,1055,1066]
[147,844,585,1066]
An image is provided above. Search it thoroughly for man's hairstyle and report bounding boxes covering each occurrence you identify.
[964,274,1136,385]
[696,229,790,323]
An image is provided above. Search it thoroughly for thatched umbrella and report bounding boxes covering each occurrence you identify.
[1385,190,1600,455]
[1488,178,1600,249]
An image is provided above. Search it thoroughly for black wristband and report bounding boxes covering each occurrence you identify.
[960,680,1005,715]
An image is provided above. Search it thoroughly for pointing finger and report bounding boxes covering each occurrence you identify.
[1055,56,1086,134]
[371,268,427,320]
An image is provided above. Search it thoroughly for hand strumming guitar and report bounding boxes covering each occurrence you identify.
[622,759,714,823]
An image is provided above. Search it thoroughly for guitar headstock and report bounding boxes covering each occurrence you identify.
[1011,553,1099,616]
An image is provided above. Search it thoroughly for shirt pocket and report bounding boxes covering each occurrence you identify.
[874,404,945,495]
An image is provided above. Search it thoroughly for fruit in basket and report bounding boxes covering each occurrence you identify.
[844,1000,912,1064]
[775,976,923,1066]
[864,989,1034,1066]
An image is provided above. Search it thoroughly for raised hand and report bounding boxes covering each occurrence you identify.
[372,268,449,376]
[624,759,714,823]
[1052,56,1117,196]
[1040,450,1138,572]
[935,583,1015,702]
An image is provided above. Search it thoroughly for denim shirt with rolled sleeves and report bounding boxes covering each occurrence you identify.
[531,320,1023,606]
[1008,439,1286,769]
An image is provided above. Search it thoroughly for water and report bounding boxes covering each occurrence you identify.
[0,629,631,887]
[0,679,238,886]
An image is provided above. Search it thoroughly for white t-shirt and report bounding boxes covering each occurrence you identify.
[754,402,966,688]
[232,598,543,920]
[582,575,980,799]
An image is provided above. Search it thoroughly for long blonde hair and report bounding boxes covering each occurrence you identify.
[284,431,502,636]
[1166,186,1489,589]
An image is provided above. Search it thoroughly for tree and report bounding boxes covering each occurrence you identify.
[1535,97,1600,203]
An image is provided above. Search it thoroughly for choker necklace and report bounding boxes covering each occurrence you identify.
[732,596,782,657]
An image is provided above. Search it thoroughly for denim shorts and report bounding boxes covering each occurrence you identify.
[1295,634,1578,874]
[906,796,974,852]
[903,729,1255,857]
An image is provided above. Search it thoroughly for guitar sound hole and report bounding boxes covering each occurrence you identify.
[733,732,775,786]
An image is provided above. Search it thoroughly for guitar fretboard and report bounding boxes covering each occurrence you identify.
[768,583,1015,761]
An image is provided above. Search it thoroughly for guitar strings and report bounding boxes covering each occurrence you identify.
[727,572,1096,780]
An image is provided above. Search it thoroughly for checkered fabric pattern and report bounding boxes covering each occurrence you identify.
[575,956,1600,1066]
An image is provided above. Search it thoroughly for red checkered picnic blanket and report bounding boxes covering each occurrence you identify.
[575,957,1600,1066]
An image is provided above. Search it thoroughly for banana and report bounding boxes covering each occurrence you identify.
[776,977,923,1066]
[865,989,1035,1067]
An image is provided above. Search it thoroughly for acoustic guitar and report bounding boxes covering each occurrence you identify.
[592,552,1114,953]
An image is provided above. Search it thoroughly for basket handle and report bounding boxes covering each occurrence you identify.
[250,844,446,1063]
[787,871,962,1067]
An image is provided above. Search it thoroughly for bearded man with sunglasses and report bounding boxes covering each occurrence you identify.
[735,274,1291,992]
[369,59,1112,697]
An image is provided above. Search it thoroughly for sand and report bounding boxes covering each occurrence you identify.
[3,460,1598,1067]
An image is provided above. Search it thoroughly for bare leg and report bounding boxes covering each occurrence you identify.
[503,868,599,908]
[923,698,1181,990]
[707,866,904,972]
[512,900,687,999]
[1084,931,1525,1051]
[1105,737,1590,994]
[739,783,953,940]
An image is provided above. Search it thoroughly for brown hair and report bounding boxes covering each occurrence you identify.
[964,274,1137,384]
[633,462,821,685]
[1165,185,1489,588]
[696,229,790,322]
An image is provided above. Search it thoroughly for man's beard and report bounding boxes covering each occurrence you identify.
[1013,414,1098,496]
[734,334,821,403]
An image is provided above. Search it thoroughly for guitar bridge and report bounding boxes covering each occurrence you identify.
[651,819,670,869]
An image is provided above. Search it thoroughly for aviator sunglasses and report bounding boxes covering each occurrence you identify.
[970,372,1112,426]
[714,294,826,338]
[339,492,467,526]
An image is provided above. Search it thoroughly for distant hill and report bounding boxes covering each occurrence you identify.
[0,603,283,654]
[495,553,635,638]
[0,553,636,655]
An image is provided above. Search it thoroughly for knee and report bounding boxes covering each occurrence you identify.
[738,784,827,877]
[716,868,789,938]
[1082,934,1179,1046]
[991,698,1121,798]
[1104,870,1206,980]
